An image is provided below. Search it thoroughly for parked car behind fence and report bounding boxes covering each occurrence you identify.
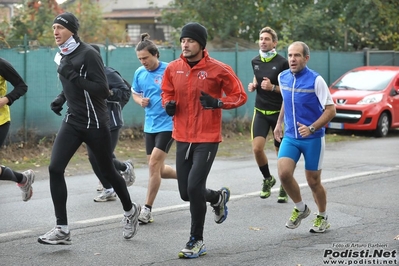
[327,66,399,137]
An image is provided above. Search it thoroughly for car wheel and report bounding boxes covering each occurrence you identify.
[375,112,389,138]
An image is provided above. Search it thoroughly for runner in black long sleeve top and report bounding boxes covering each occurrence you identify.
[38,12,140,245]
[59,43,110,128]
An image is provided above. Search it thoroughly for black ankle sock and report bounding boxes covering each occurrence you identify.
[211,190,221,205]
[259,164,271,179]
[190,236,203,241]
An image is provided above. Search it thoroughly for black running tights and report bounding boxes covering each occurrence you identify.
[48,122,132,225]
[175,141,221,240]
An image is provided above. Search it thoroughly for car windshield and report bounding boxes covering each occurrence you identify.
[332,70,396,91]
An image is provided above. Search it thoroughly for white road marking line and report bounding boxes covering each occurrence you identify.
[2,166,397,238]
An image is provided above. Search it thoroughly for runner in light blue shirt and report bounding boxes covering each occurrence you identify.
[133,61,172,133]
[132,33,177,224]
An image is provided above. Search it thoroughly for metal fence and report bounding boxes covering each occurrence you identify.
[1,42,398,141]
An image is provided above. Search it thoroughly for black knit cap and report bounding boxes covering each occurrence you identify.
[180,22,208,48]
[53,12,79,34]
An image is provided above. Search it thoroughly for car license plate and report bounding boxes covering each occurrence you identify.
[329,122,343,129]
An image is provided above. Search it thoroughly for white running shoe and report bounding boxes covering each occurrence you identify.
[285,205,311,229]
[138,206,154,224]
[211,187,230,224]
[178,237,207,258]
[38,226,71,245]
[93,189,117,202]
[122,202,141,239]
[96,181,103,192]
[310,215,330,233]
[122,160,135,187]
[17,169,35,202]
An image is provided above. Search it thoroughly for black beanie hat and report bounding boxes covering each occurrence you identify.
[53,12,79,34]
[180,22,208,48]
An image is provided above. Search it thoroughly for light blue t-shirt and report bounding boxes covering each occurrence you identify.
[132,61,173,133]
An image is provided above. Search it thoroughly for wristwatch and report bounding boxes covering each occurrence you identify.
[308,125,316,134]
[217,99,223,108]
[271,85,276,92]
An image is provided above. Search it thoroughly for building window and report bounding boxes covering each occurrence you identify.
[156,24,172,44]
[127,24,141,43]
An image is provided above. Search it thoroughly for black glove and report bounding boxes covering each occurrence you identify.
[200,91,219,109]
[57,56,79,81]
[165,100,176,116]
[50,96,65,116]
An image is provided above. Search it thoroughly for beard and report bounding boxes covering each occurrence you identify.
[183,49,201,60]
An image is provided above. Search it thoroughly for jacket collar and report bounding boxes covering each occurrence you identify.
[291,66,309,77]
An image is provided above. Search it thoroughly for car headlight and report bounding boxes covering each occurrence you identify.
[357,93,384,104]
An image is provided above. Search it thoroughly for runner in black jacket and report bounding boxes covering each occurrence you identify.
[51,44,136,201]
[38,12,140,245]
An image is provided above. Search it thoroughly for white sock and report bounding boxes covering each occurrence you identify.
[124,207,134,217]
[105,188,114,193]
[294,201,306,212]
[58,225,69,233]
[318,211,326,218]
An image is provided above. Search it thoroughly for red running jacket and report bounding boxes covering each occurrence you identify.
[161,49,247,143]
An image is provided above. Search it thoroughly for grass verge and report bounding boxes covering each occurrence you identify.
[0,119,368,177]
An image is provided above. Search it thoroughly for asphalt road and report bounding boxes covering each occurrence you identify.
[0,134,398,266]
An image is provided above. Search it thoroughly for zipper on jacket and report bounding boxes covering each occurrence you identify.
[291,74,298,139]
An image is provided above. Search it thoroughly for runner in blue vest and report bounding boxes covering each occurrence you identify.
[274,41,336,233]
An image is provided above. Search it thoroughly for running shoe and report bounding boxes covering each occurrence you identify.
[260,175,276,199]
[277,185,288,203]
[17,169,35,202]
[122,160,135,187]
[310,215,330,233]
[285,205,311,229]
[211,187,230,224]
[38,226,71,245]
[138,206,154,224]
[178,237,207,259]
[96,181,103,192]
[93,189,117,202]
[122,202,141,239]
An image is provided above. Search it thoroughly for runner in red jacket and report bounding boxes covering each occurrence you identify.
[161,22,247,259]
[162,49,246,142]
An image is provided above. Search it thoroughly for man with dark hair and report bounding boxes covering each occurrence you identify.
[132,33,177,224]
[161,22,247,258]
[38,12,140,245]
